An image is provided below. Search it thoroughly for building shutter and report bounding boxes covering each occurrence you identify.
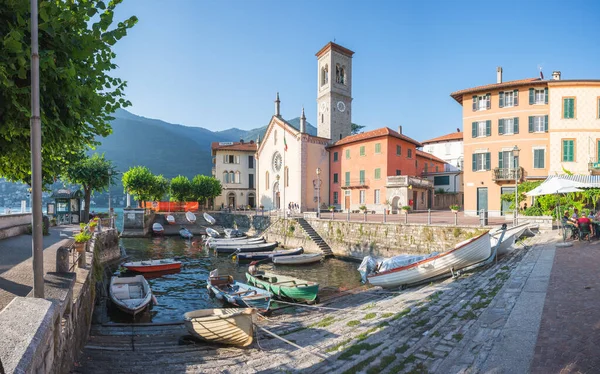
[514,117,519,134]
[544,88,548,104]
[236,155,240,164]
[597,140,600,162]
[528,116,534,133]
[569,141,574,161]
[486,120,491,136]
[499,92,504,108]
[498,119,504,135]
[486,93,491,109]
[472,122,477,138]
[498,152,504,168]
[485,153,491,170]
[472,154,477,171]
[472,96,478,111]
[544,115,548,132]
[529,88,534,105]
[514,90,519,106]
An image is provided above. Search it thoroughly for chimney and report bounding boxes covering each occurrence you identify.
[398,126,402,134]
[274,92,281,117]
[552,71,561,81]
[300,107,306,133]
[240,139,244,144]
[496,67,503,84]
[250,140,254,144]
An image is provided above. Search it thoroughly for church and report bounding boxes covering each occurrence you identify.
[256,42,354,213]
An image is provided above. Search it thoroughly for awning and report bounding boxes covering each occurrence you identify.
[526,176,586,196]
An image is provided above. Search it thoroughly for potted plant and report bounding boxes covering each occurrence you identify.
[328,205,335,212]
[384,199,391,214]
[401,206,411,214]
[450,204,460,213]
[359,205,367,214]
[89,218,98,232]
[74,231,92,253]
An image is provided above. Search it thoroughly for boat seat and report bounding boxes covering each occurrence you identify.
[128,284,144,299]
[112,284,129,300]
[141,261,151,266]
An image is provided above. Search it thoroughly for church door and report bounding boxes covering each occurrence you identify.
[276,192,281,209]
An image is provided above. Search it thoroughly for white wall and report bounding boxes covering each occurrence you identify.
[213,148,256,208]
[422,139,464,170]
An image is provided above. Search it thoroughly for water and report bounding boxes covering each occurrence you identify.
[109,237,363,323]
[92,207,124,231]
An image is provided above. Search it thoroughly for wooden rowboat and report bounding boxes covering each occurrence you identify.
[214,241,279,253]
[152,223,164,235]
[207,237,265,248]
[186,211,197,224]
[123,258,182,273]
[184,308,256,347]
[166,214,175,225]
[179,227,193,239]
[246,272,319,303]
[272,253,323,265]
[110,275,153,316]
[235,247,304,262]
[206,227,220,238]
[203,212,216,225]
[207,274,272,311]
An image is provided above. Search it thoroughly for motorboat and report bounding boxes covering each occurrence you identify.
[109,275,153,316]
[166,214,175,225]
[152,223,164,235]
[179,227,193,239]
[224,228,245,238]
[122,258,182,273]
[184,308,256,347]
[207,237,265,248]
[206,227,220,238]
[234,247,304,262]
[272,253,323,265]
[214,241,279,253]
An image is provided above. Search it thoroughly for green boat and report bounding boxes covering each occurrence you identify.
[245,272,320,304]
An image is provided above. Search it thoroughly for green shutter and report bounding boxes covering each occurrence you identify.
[498,152,503,168]
[472,154,477,171]
[485,153,491,170]
[360,146,365,156]
[374,168,380,179]
[528,116,534,132]
[544,88,548,104]
[499,92,504,108]
[514,117,519,134]
[570,99,575,118]
[472,122,477,137]
[529,88,534,105]
[544,115,548,132]
[359,170,365,184]
[486,120,491,136]
[472,95,478,111]
[375,143,381,153]
[597,140,600,162]
[514,89,519,106]
[570,141,574,161]
[345,171,350,186]
[498,119,504,135]
[486,93,491,109]
[562,141,567,161]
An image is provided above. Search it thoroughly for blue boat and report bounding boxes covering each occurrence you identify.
[235,247,304,262]
[179,227,193,239]
[207,274,272,312]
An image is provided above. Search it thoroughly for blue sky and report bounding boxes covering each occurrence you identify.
[112,0,600,141]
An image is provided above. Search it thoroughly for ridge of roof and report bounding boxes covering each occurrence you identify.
[329,127,422,148]
[211,141,257,152]
[450,77,544,104]
[422,131,463,144]
[416,149,447,164]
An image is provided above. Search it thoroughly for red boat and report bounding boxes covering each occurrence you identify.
[123,259,182,273]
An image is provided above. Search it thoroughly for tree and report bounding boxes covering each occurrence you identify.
[170,175,192,202]
[66,154,116,222]
[191,175,222,208]
[351,123,365,135]
[0,1,137,185]
[149,175,170,202]
[122,166,154,208]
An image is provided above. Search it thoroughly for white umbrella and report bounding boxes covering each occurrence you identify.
[526,178,585,196]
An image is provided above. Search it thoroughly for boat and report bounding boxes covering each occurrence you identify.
[207,237,265,248]
[206,227,220,238]
[362,231,491,288]
[272,253,323,265]
[207,235,258,243]
[235,247,304,262]
[207,273,272,311]
[214,241,279,253]
[166,214,176,225]
[109,275,153,315]
[180,227,193,239]
[224,228,245,238]
[186,211,197,224]
[152,223,164,235]
[203,212,216,225]
[490,223,530,241]
[123,258,182,273]
[490,233,516,256]
[246,272,319,303]
[183,308,256,347]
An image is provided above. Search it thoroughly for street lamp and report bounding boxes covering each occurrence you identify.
[316,167,321,218]
[512,145,520,225]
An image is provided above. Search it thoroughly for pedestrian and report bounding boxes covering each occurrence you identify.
[523,203,528,211]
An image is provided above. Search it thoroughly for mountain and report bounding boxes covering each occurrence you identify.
[242,117,317,143]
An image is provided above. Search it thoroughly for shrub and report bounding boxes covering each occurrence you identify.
[74,231,92,243]
[401,206,411,211]
[449,204,460,211]
[359,205,367,212]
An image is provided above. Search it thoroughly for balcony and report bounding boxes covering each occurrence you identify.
[492,167,523,182]
[386,175,432,189]
[341,178,370,189]
[589,162,600,175]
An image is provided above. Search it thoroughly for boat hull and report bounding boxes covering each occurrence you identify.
[186,211,197,223]
[184,308,255,347]
[235,247,304,262]
[207,237,264,248]
[207,276,272,311]
[215,242,279,253]
[367,231,491,288]
[109,275,152,316]
[272,253,323,265]
[152,223,164,235]
[123,260,182,273]
[246,272,319,302]
[491,234,516,256]
[203,212,216,225]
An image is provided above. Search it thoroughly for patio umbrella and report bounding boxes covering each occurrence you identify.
[526,178,585,197]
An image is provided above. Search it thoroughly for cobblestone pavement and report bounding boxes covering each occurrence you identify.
[76,230,555,374]
[530,240,600,374]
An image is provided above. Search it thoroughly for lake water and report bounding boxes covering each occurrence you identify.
[109,237,363,323]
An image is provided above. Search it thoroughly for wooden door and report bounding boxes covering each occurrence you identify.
[344,196,350,211]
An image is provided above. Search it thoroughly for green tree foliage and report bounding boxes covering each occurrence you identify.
[66,154,116,222]
[191,175,222,207]
[122,166,154,207]
[149,175,170,202]
[351,123,365,135]
[170,175,192,202]
[0,0,137,185]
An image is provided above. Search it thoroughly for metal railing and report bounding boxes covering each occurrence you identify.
[341,178,370,188]
[492,167,523,182]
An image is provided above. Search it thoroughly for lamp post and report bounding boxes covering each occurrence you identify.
[512,145,520,225]
[316,167,321,218]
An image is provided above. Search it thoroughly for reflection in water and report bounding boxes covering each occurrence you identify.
[109,238,362,323]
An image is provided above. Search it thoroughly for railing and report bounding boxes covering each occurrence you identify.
[492,167,523,182]
[386,175,433,189]
[588,162,600,173]
[341,178,370,189]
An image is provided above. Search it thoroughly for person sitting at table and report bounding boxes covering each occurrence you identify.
[572,208,580,220]
[562,211,578,239]
[577,212,593,239]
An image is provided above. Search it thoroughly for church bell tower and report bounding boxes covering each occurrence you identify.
[316,42,354,141]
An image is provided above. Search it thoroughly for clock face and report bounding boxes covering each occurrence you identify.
[320,102,326,112]
[337,101,346,112]
[272,151,282,172]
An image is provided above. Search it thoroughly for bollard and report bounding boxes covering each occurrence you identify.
[454,212,458,226]
[347,210,350,222]
[383,209,386,223]
[404,212,408,224]
[56,246,70,273]
[427,209,431,225]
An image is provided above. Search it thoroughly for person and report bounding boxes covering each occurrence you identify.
[248,261,259,275]
[523,203,528,211]
[562,211,577,240]
[572,208,579,220]
[577,212,593,239]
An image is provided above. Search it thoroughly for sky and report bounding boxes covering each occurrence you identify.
[111,0,600,142]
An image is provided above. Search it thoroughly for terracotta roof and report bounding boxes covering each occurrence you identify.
[416,150,447,164]
[211,141,257,153]
[315,42,355,58]
[450,77,545,104]
[422,131,463,144]
[329,127,422,148]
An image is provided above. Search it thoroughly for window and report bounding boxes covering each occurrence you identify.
[533,149,545,169]
[407,149,413,158]
[266,171,269,189]
[333,173,339,184]
[472,120,491,137]
[375,143,381,154]
[498,151,517,169]
[335,64,346,85]
[359,170,365,185]
[234,171,241,184]
[473,94,491,111]
[223,171,229,183]
[396,169,401,175]
[435,166,439,172]
[563,97,576,119]
[396,145,401,156]
[274,130,277,145]
[284,167,289,187]
[333,152,338,162]
[333,191,338,204]
[374,189,380,204]
[248,156,254,168]
[374,168,381,180]
[478,121,487,137]
[528,115,548,133]
[529,88,548,105]
[472,152,491,171]
[345,172,350,187]
[445,143,451,155]
[434,176,449,185]
[230,171,235,183]
[320,64,328,86]
[562,140,575,162]
[249,174,254,189]
[359,190,365,204]
[499,90,518,108]
[345,149,350,159]
[360,146,365,156]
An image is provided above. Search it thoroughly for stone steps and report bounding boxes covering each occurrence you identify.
[295,218,333,256]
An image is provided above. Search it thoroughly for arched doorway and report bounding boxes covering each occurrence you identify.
[273,182,280,209]
[227,192,236,209]
[248,193,255,208]
[391,196,401,214]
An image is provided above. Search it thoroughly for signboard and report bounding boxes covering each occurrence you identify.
[218,142,234,146]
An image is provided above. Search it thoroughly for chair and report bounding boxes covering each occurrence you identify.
[579,223,592,242]
[561,219,578,240]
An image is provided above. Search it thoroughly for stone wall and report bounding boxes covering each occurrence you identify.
[516,215,553,230]
[262,219,323,254]
[0,213,31,239]
[211,213,272,234]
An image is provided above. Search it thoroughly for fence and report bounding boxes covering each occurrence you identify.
[143,201,200,212]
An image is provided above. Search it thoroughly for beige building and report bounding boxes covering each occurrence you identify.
[211,141,257,209]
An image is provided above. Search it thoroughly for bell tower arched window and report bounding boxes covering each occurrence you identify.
[321,64,328,86]
[266,171,270,189]
[335,64,346,85]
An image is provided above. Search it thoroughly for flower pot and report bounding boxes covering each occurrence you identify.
[89,226,96,233]
[451,209,458,213]
[74,242,86,253]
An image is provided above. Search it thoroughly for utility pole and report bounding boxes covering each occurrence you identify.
[30,0,44,298]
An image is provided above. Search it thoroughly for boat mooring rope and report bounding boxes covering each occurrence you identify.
[272,300,403,315]
[255,325,330,362]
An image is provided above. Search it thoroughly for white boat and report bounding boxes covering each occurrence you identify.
[166,214,175,225]
[273,253,323,265]
[490,223,530,240]
[206,227,220,238]
[224,228,245,238]
[364,231,491,288]
[180,227,193,239]
[206,235,259,244]
[490,233,516,256]
[203,212,216,225]
[110,275,153,315]
[207,237,265,248]
[184,308,256,347]
[152,223,164,235]
[186,211,197,224]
